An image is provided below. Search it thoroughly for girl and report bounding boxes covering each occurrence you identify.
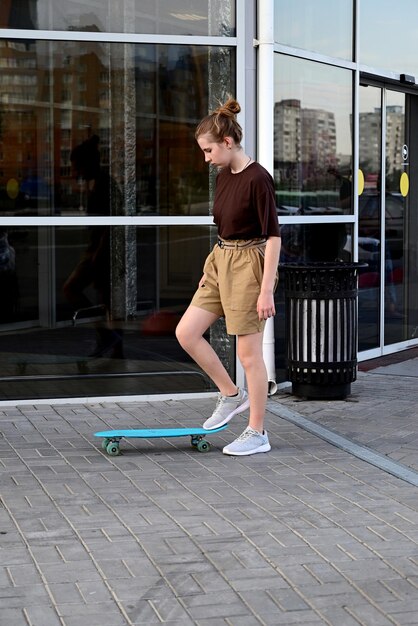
[176,98,281,455]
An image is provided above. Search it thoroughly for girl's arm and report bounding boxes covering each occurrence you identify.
[257,236,281,320]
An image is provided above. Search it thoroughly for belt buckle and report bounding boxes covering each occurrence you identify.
[217,238,224,248]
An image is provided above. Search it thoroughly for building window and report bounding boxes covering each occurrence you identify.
[0,33,236,399]
[0,39,235,218]
[275,0,353,60]
[360,0,418,76]
[274,55,353,261]
[0,0,235,36]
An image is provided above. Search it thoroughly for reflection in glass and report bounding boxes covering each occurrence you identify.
[274,55,353,217]
[358,85,382,351]
[384,92,407,344]
[360,0,418,77]
[274,0,353,60]
[0,39,234,217]
[358,86,414,351]
[279,223,352,263]
[0,226,235,400]
[0,228,38,325]
[0,0,235,36]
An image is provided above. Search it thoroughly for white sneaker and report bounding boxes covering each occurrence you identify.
[223,426,271,456]
[203,388,249,430]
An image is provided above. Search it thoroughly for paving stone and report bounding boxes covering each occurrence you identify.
[23,605,63,626]
[126,596,193,624]
[225,567,288,593]
[40,561,103,584]
[343,602,399,625]
[318,606,378,625]
[0,583,50,608]
[63,611,127,626]
[98,557,158,579]
[110,576,172,601]
[0,608,28,626]
[256,610,326,625]
[7,563,44,586]
[181,591,251,620]
[48,582,84,604]
[267,586,310,611]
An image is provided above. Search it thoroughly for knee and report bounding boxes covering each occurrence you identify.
[175,320,194,351]
[175,322,184,346]
[176,307,214,352]
[238,347,263,371]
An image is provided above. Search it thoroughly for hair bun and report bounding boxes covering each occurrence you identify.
[215,97,241,117]
[195,96,243,144]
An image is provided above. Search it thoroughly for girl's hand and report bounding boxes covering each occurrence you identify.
[198,273,207,288]
[257,290,276,320]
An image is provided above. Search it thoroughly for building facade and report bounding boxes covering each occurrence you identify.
[0,0,417,403]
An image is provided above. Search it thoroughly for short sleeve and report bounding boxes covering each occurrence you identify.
[252,170,281,238]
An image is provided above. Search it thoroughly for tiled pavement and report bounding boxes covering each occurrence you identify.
[1,355,418,625]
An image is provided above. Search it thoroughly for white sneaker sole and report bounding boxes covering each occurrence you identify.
[203,397,250,430]
[223,442,271,456]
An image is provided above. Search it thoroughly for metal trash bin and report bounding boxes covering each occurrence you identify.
[281,262,367,399]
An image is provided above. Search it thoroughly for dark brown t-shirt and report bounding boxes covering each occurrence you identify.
[213,162,280,240]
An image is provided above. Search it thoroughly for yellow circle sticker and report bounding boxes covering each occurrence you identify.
[6,178,19,200]
[358,169,365,195]
[400,172,409,197]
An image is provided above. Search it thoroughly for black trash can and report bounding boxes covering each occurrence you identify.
[281,262,367,399]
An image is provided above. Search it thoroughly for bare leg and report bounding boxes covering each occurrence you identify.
[237,332,267,433]
[176,305,237,396]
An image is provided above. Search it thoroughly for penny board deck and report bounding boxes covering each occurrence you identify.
[95,425,228,455]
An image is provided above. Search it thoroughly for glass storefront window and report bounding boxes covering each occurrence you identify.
[279,223,353,263]
[358,84,418,353]
[360,0,418,77]
[0,39,235,217]
[274,0,353,61]
[0,225,234,400]
[358,84,381,351]
[274,55,353,220]
[0,1,235,36]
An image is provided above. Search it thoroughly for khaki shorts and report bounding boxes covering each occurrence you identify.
[190,239,277,335]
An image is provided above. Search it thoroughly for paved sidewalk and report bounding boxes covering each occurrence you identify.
[1,355,418,625]
[275,351,418,474]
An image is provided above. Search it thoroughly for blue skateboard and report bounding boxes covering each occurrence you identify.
[94,425,228,456]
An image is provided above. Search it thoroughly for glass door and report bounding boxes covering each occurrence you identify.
[358,83,418,354]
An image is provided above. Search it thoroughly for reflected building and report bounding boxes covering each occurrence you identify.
[0,40,39,211]
[274,98,340,216]
[0,37,108,215]
[360,105,404,181]
[274,100,337,180]
[274,99,337,189]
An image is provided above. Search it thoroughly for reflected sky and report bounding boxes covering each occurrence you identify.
[360,0,418,76]
[360,85,404,114]
[275,0,353,60]
[0,0,235,36]
[274,55,353,155]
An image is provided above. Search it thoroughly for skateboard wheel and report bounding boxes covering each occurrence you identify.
[197,439,210,453]
[191,436,201,447]
[106,441,120,456]
[102,438,111,451]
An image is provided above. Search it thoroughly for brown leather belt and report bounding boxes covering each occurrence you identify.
[217,237,267,249]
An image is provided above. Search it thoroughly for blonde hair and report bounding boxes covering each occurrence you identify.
[195,97,243,145]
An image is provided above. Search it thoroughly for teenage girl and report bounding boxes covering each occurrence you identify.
[176,98,281,456]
